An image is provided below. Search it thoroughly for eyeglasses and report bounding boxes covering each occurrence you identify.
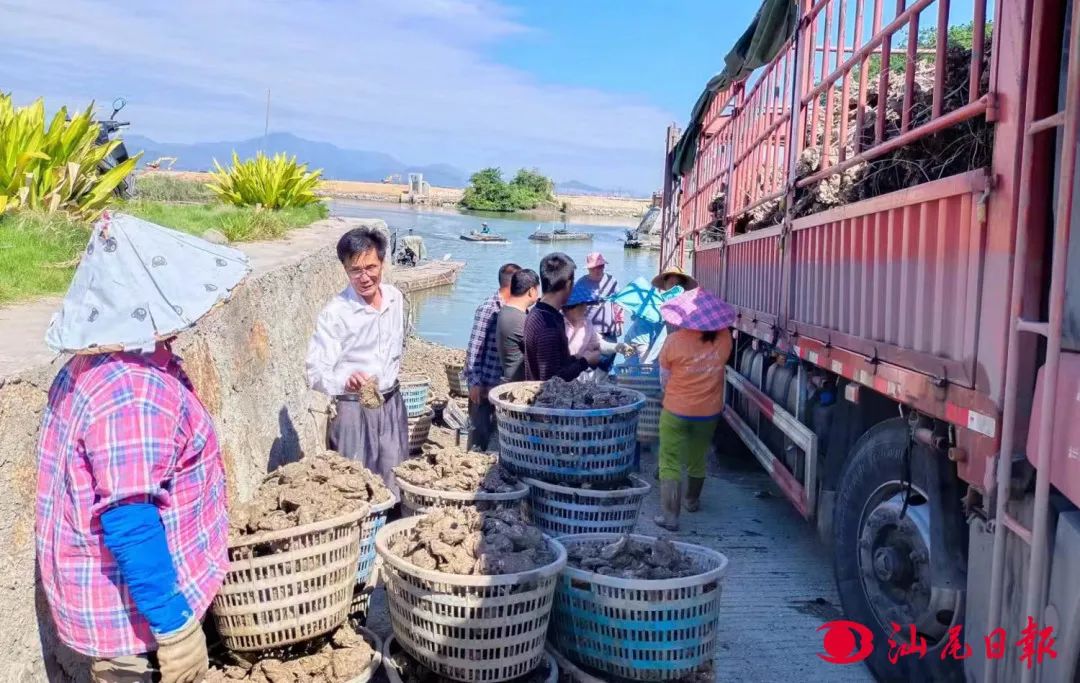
[346,263,381,280]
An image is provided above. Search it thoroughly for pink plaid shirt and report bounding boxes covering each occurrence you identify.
[36,351,228,658]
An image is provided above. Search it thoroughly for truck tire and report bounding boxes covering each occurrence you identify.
[833,418,965,682]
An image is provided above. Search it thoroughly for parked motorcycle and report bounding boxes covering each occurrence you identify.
[95,97,133,199]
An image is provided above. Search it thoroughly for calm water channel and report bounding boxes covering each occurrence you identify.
[330,200,659,349]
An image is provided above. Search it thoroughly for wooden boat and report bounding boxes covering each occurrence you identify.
[460,231,509,243]
[528,226,593,242]
[390,260,466,293]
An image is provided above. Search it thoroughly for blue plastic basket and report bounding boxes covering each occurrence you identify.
[400,377,431,417]
[551,533,729,681]
[489,382,646,485]
[352,493,397,617]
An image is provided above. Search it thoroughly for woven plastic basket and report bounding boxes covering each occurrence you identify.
[522,475,651,537]
[401,377,432,417]
[384,635,558,683]
[612,364,662,398]
[397,477,529,516]
[614,366,662,442]
[637,397,662,442]
[550,534,729,681]
[407,410,434,454]
[489,382,646,485]
[446,364,468,397]
[211,507,366,652]
[357,493,397,585]
[349,492,397,620]
[375,517,567,682]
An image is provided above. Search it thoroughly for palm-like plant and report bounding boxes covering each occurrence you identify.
[0,94,140,219]
[207,152,323,209]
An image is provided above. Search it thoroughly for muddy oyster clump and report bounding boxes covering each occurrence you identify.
[508,377,637,410]
[387,507,554,575]
[229,451,391,540]
[206,625,376,683]
[393,444,519,493]
[566,535,698,579]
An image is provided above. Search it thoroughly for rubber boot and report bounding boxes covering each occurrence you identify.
[685,477,705,512]
[654,480,681,531]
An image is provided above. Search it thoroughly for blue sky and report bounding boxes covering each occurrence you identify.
[0,0,756,193]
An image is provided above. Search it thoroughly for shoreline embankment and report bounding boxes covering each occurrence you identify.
[144,170,653,220]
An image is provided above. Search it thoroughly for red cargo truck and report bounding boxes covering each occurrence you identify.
[662,0,1080,680]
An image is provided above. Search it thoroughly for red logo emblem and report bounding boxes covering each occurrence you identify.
[818,620,874,664]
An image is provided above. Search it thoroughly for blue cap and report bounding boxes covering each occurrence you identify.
[564,287,599,308]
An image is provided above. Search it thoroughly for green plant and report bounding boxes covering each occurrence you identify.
[0,210,89,303]
[460,166,556,212]
[123,200,327,242]
[207,151,323,209]
[0,94,141,219]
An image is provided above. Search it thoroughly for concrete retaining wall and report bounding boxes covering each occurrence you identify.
[0,217,396,681]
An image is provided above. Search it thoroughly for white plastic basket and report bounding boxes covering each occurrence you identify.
[375,516,567,682]
[212,508,366,651]
[407,410,434,454]
[550,534,728,681]
[614,366,662,442]
[397,477,529,516]
[522,475,651,537]
[385,635,558,683]
[489,382,646,485]
[446,364,468,397]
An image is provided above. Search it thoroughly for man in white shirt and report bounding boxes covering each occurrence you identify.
[306,227,407,495]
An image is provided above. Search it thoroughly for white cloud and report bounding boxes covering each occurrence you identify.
[0,0,670,191]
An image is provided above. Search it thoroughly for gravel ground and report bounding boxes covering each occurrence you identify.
[362,439,874,682]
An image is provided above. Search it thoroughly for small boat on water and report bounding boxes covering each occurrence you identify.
[460,231,510,244]
[528,224,593,242]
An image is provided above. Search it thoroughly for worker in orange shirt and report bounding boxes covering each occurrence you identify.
[654,288,735,531]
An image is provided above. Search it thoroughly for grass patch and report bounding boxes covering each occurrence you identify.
[132,173,215,203]
[123,201,328,242]
[0,200,328,305]
[0,212,89,304]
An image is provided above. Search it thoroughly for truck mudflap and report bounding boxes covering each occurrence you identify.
[724,366,818,518]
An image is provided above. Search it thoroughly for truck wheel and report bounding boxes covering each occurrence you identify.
[833,418,965,682]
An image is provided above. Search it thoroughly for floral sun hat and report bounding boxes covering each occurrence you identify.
[45,211,251,354]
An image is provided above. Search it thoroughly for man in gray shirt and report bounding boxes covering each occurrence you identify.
[497,268,540,382]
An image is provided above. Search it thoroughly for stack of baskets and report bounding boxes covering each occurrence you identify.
[613,364,663,443]
[209,501,392,678]
[489,381,651,537]
[402,376,433,454]
[375,516,567,682]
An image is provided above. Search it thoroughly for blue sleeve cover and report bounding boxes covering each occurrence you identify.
[100,503,193,635]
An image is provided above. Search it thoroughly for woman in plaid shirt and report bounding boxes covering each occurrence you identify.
[37,213,248,682]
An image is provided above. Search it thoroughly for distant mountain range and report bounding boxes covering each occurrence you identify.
[124,132,470,188]
[555,179,607,195]
[124,132,641,196]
